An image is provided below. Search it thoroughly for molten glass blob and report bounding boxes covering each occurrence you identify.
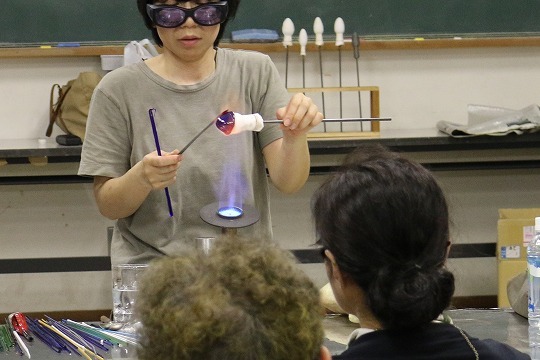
[215,110,236,135]
[217,206,244,219]
[215,110,264,135]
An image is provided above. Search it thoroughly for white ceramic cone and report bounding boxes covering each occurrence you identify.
[299,28,308,56]
[282,18,295,47]
[334,17,345,46]
[313,17,324,46]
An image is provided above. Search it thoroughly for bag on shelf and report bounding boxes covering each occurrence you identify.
[46,71,102,144]
[123,39,158,66]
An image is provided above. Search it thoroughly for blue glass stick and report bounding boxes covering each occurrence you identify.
[27,322,63,353]
[27,317,63,353]
[148,108,174,217]
[68,328,109,352]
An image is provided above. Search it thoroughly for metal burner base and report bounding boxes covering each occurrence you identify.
[200,202,260,229]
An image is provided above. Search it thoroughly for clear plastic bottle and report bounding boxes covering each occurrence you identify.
[528,217,540,327]
[530,325,540,353]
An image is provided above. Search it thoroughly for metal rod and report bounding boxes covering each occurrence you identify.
[355,59,363,131]
[263,117,391,124]
[179,114,391,155]
[313,17,327,132]
[282,18,294,89]
[338,46,343,131]
[318,46,327,132]
[334,17,346,132]
[302,55,306,90]
[222,227,238,236]
[353,32,363,131]
[318,49,326,112]
[179,119,214,154]
[299,29,308,95]
[285,47,289,88]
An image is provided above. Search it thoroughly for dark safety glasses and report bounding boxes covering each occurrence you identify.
[147,1,229,28]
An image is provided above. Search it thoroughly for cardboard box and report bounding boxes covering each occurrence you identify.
[497,208,540,307]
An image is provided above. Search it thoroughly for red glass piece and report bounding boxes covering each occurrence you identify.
[11,312,29,333]
[11,312,33,341]
[215,110,236,135]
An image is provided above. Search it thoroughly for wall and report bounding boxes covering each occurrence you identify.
[1,45,540,314]
[3,46,540,139]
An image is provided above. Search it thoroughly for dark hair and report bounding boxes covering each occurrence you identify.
[312,144,454,330]
[136,0,241,47]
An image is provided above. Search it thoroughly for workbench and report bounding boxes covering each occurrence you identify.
[0,309,531,359]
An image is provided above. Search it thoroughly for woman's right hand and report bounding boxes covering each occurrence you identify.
[141,149,182,190]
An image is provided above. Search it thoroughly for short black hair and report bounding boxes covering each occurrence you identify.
[136,0,241,47]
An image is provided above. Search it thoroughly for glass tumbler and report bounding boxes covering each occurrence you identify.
[111,264,148,328]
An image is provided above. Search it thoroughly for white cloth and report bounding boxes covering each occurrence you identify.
[437,104,540,137]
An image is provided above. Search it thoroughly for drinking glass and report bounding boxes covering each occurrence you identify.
[111,264,148,331]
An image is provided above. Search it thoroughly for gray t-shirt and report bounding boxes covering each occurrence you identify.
[79,48,288,264]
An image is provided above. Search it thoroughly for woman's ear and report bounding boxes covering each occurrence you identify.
[324,250,345,285]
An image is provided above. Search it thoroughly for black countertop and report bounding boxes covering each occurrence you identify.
[2,129,540,160]
[2,130,540,174]
[308,128,540,154]
[1,138,81,159]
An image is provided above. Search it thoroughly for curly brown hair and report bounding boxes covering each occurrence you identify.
[135,237,324,360]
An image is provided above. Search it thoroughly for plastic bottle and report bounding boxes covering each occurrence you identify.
[527,217,540,327]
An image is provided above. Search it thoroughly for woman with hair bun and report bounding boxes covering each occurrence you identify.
[312,144,529,359]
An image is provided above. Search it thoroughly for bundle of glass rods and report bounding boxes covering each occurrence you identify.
[1,313,138,359]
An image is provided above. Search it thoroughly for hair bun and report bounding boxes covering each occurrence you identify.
[368,266,454,329]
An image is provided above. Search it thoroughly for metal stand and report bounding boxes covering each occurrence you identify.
[287,85,383,139]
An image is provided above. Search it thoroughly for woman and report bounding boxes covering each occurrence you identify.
[78,0,322,265]
[312,144,530,359]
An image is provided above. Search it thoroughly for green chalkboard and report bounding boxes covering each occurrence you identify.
[2,0,540,45]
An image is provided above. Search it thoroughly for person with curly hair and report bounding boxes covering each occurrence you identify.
[312,144,530,359]
[135,237,332,360]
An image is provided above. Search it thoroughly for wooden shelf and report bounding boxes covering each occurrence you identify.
[2,37,540,58]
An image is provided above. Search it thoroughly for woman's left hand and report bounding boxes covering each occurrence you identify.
[276,93,323,136]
